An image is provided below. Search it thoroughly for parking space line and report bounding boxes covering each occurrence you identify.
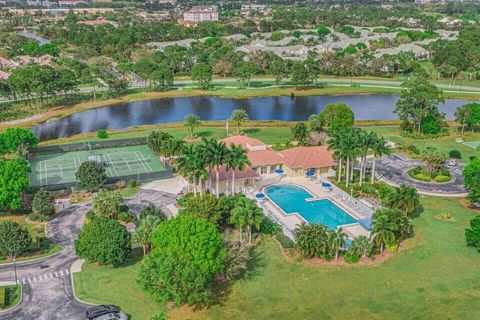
[60,270,64,276]
[65,269,69,275]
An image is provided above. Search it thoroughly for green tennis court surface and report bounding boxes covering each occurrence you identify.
[29,145,165,187]
[463,141,480,149]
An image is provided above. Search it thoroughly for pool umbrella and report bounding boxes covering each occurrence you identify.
[274,169,284,175]
[305,171,315,177]
[322,182,331,187]
[256,193,266,199]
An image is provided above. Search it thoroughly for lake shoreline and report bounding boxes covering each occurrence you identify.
[1,85,478,133]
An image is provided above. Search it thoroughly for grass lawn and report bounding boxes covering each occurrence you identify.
[367,126,480,162]
[0,214,62,264]
[40,124,296,147]
[73,249,167,320]
[74,197,480,320]
[0,284,21,310]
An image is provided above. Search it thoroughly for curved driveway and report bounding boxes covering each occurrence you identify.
[0,203,92,320]
[0,190,177,320]
[375,154,467,196]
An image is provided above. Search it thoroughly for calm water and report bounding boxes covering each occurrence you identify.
[264,184,357,229]
[33,94,474,140]
[17,30,51,45]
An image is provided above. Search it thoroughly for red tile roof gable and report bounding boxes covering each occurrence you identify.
[279,146,335,169]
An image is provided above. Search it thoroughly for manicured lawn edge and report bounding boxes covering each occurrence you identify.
[0,284,22,313]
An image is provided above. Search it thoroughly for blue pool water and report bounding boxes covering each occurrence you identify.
[264,184,357,230]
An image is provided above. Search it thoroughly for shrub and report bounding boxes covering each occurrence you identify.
[413,173,431,182]
[85,210,95,221]
[469,156,477,161]
[440,168,451,176]
[406,144,420,155]
[449,149,462,159]
[435,175,451,183]
[128,179,137,188]
[115,180,126,189]
[344,249,360,264]
[74,217,131,266]
[270,31,285,41]
[32,189,55,218]
[275,233,294,249]
[97,129,108,139]
[117,211,129,222]
[28,213,48,222]
[139,203,166,221]
[75,161,107,190]
[465,216,480,252]
[93,189,123,219]
[259,218,282,235]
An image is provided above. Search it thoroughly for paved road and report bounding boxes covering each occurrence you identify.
[375,154,467,196]
[0,203,91,320]
[0,190,177,320]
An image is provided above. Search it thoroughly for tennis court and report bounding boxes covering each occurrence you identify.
[463,141,480,150]
[29,144,166,188]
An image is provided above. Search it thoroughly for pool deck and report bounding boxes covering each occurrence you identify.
[255,176,370,239]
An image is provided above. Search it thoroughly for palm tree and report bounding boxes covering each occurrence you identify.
[176,144,209,196]
[184,114,201,138]
[225,144,250,195]
[230,202,248,243]
[230,109,249,134]
[386,184,420,216]
[340,128,359,187]
[350,235,371,259]
[160,137,185,164]
[329,228,346,260]
[372,214,397,253]
[291,122,309,146]
[358,131,377,186]
[244,201,264,244]
[327,130,345,183]
[199,138,228,197]
[371,136,390,183]
[132,215,161,257]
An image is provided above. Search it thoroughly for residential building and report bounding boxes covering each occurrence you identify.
[0,56,17,69]
[182,5,218,24]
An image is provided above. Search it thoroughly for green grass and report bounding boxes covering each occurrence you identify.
[73,249,167,320]
[367,126,480,162]
[116,186,140,198]
[41,124,295,147]
[0,214,62,263]
[0,284,21,310]
[74,197,480,320]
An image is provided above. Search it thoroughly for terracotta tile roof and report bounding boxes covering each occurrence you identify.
[279,146,335,169]
[221,135,266,150]
[247,149,284,167]
[210,165,259,183]
[0,71,10,80]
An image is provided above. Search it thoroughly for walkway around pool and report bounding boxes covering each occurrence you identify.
[252,176,370,240]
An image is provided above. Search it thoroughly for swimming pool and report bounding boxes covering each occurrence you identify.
[264,184,357,230]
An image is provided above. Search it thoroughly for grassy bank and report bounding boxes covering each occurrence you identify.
[74,197,480,320]
[2,79,480,130]
[38,123,480,163]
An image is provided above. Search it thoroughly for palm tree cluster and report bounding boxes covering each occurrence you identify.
[295,206,413,262]
[328,127,390,187]
[176,137,250,197]
[385,184,420,216]
[147,131,185,164]
[295,223,347,260]
[229,197,264,244]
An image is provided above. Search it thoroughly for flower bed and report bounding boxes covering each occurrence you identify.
[407,166,452,183]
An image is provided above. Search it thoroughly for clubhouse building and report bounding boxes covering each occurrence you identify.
[204,135,336,194]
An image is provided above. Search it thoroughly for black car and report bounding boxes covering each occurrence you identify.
[86,305,120,320]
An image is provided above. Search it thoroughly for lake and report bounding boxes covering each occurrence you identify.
[33,94,475,140]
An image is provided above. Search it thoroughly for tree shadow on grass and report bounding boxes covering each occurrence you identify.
[410,205,425,219]
[193,243,268,311]
[242,128,260,135]
[115,247,144,268]
[196,131,213,138]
